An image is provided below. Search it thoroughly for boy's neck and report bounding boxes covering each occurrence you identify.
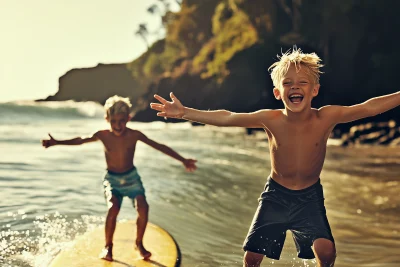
[284,107,314,122]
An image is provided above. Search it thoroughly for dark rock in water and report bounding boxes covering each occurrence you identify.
[341,121,399,146]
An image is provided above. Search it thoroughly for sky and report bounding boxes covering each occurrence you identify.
[0,0,179,102]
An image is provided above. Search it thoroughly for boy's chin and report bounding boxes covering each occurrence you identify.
[112,130,125,136]
[285,102,306,112]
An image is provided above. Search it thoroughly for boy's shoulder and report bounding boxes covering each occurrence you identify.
[94,129,110,136]
[124,128,146,138]
[257,109,284,117]
[259,109,285,120]
[316,105,342,118]
[125,127,142,134]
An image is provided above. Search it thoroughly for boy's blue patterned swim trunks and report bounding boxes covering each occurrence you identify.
[103,166,145,207]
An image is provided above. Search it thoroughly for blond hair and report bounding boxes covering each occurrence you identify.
[268,47,323,88]
[104,95,132,117]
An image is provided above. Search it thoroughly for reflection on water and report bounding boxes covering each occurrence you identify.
[1,121,399,266]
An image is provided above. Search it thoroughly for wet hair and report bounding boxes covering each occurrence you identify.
[104,95,132,117]
[268,47,323,88]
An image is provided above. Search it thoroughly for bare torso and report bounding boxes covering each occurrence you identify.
[264,109,335,190]
[96,128,141,173]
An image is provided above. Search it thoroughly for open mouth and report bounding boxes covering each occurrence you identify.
[288,93,304,103]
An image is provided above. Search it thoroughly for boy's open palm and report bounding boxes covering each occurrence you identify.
[183,159,197,172]
[42,134,57,148]
[150,92,184,119]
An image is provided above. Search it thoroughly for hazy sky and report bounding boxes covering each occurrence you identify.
[0,0,178,102]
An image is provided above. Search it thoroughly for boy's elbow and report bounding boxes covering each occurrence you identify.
[221,110,235,127]
[365,100,381,117]
[76,137,85,145]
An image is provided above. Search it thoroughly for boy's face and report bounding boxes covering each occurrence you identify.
[273,63,320,113]
[106,113,130,136]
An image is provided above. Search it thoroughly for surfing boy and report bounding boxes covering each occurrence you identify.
[150,48,400,267]
[42,95,197,261]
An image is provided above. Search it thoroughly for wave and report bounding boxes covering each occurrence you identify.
[0,101,105,124]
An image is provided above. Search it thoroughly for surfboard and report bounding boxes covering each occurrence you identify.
[49,220,181,267]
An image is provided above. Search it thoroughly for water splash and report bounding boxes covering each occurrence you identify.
[0,211,104,267]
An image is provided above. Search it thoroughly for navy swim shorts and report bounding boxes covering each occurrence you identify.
[243,177,334,260]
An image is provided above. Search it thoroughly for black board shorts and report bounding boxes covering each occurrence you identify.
[243,177,334,260]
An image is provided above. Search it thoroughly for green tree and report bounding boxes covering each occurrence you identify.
[135,23,149,48]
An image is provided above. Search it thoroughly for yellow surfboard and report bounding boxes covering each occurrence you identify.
[50,221,181,267]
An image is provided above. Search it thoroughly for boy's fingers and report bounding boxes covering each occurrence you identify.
[154,94,168,104]
[48,133,54,139]
[150,103,164,111]
[170,92,181,104]
[157,112,167,117]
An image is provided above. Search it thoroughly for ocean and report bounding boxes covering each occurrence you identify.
[1,101,399,267]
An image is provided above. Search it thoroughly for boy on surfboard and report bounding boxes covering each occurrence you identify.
[42,95,197,261]
[150,48,400,267]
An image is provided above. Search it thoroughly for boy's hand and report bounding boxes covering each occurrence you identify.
[150,92,185,119]
[183,158,197,172]
[42,134,57,148]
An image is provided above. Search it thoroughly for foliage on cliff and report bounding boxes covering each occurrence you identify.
[127,0,263,83]
[128,0,400,99]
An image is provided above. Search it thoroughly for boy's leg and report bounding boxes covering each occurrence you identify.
[243,251,264,267]
[243,179,289,264]
[289,180,335,265]
[100,194,122,261]
[134,195,151,259]
[312,238,336,267]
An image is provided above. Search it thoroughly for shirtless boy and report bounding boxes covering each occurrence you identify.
[42,95,197,261]
[150,49,400,267]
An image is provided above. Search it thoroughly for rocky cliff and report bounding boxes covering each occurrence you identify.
[41,0,400,144]
[39,63,147,106]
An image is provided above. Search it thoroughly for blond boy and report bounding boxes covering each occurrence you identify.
[42,95,197,261]
[150,48,400,267]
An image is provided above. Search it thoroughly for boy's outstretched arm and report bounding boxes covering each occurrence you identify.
[150,92,273,128]
[321,91,400,124]
[137,131,197,172]
[41,132,99,148]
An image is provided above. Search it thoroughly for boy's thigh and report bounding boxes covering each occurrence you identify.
[132,195,148,210]
[104,188,123,209]
[243,199,289,260]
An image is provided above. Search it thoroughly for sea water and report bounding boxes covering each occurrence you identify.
[1,101,399,266]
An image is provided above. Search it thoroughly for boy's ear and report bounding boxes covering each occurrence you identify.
[105,114,110,122]
[273,87,282,100]
[312,84,320,97]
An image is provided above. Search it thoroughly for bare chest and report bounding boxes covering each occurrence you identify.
[102,137,136,155]
[267,122,329,165]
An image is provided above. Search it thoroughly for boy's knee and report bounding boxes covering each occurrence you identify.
[138,204,149,214]
[107,206,120,218]
[243,251,263,267]
[136,200,149,215]
[313,239,336,266]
